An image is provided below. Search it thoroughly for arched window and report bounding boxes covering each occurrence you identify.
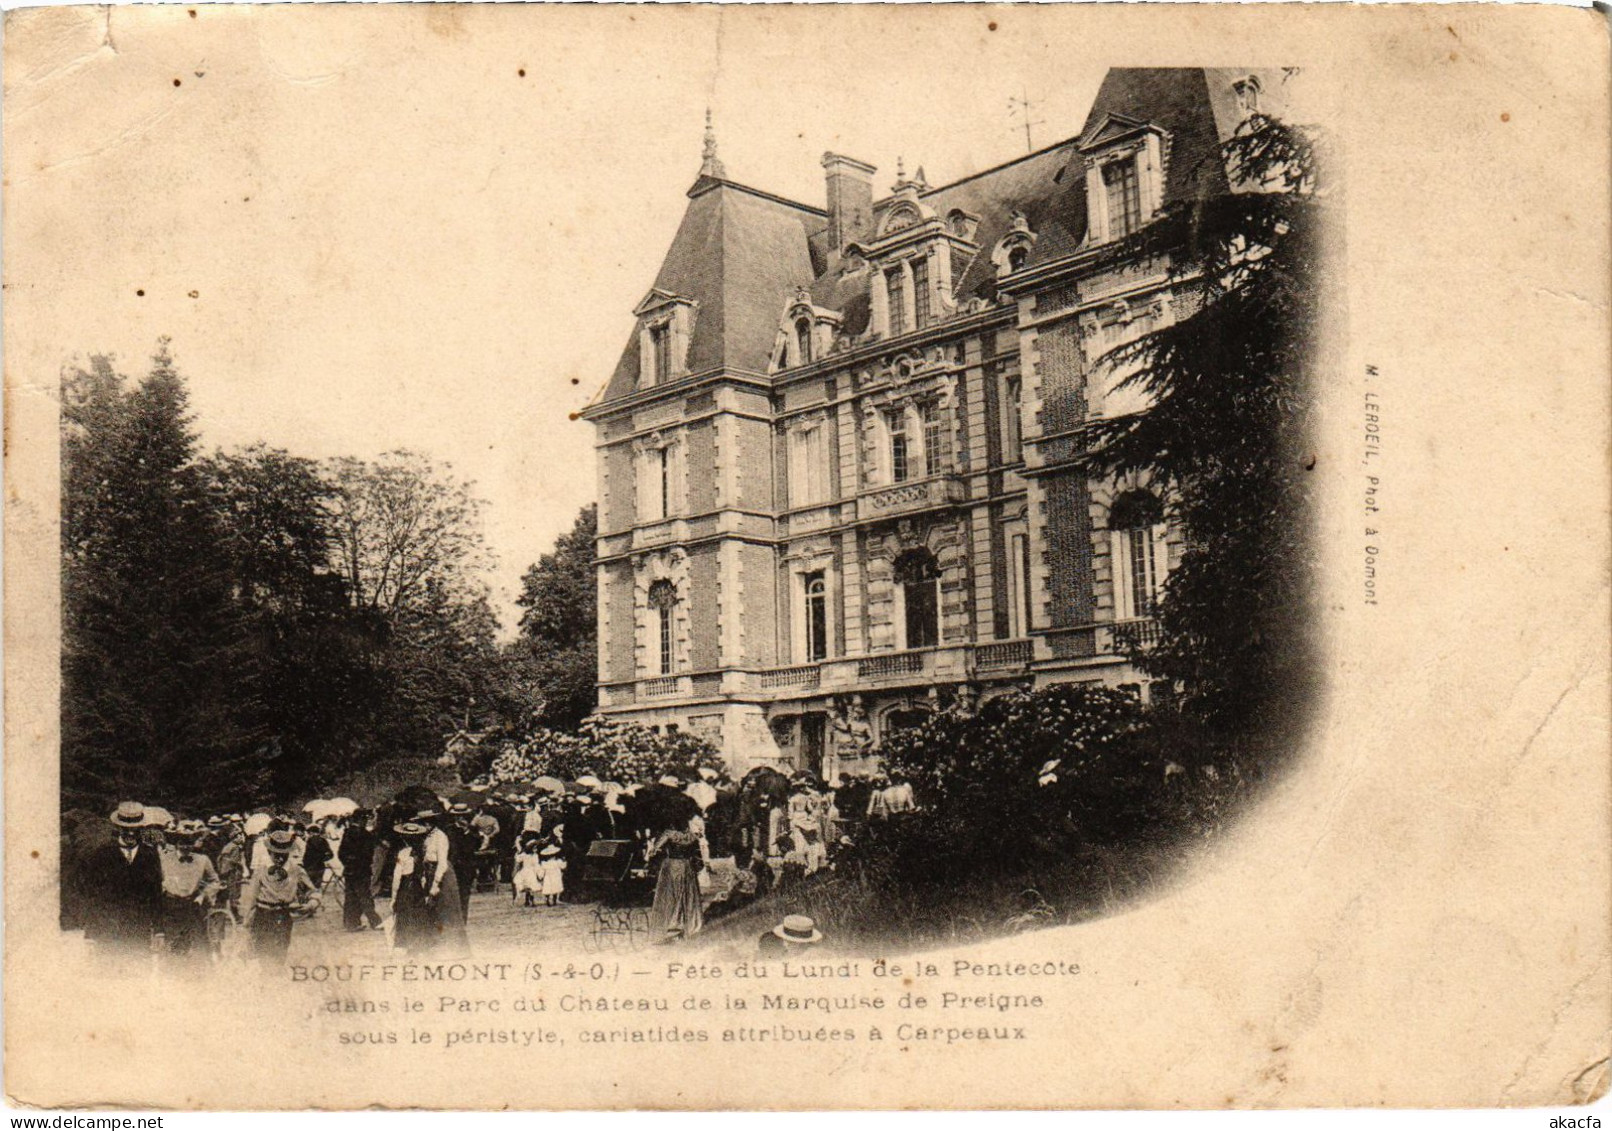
[795,319,813,365]
[1108,490,1168,620]
[648,579,677,675]
[894,548,941,650]
[1008,245,1028,272]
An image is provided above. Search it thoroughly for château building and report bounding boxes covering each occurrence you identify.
[581,67,1293,777]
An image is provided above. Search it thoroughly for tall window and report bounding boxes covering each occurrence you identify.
[803,571,828,662]
[657,446,671,519]
[886,408,910,483]
[789,425,826,507]
[1103,158,1142,240]
[1002,376,1023,462]
[886,267,907,336]
[1005,529,1031,638]
[911,257,930,327]
[1109,490,1168,620]
[795,319,813,366]
[650,323,672,384]
[921,400,946,477]
[648,580,677,675]
[894,549,940,650]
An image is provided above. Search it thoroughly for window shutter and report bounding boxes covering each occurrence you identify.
[1150,522,1171,608]
[1110,530,1133,621]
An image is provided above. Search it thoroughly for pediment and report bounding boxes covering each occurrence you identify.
[633,288,692,317]
[1079,112,1153,151]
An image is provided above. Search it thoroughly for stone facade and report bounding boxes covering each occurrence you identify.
[582,68,1294,776]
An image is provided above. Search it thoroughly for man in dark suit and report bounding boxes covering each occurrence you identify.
[337,810,383,931]
[80,802,165,957]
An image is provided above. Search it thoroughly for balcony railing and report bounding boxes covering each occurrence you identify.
[975,639,1033,671]
[642,676,680,698]
[760,664,822,690]
[1110,618,1163,654]
[858,651,925,679]
[856,474,966,522]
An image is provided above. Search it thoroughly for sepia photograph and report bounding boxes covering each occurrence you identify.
[4,2,1608,1112]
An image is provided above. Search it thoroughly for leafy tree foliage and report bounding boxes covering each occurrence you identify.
[511,504,598,731]
[60,346,511,816]
[1079,112,1329,735]
[61,342,266,810]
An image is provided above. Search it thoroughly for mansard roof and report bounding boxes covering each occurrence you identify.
[595,68,1281,409]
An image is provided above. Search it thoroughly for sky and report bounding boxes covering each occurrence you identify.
[5,4,1132,628]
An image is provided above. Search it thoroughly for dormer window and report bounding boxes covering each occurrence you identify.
[1102,157,1143,240]
[795,318,814,365]
[1079,114,1169,247]
[1233,74,1262,118]
[993,213,1037,279]
[649,323,672,384]
[634,290,696,389]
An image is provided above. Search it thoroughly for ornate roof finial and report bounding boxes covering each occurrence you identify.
[700,108,726,179]
[896,155,906,180]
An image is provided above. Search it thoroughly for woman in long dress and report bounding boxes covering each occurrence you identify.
[647,824,704,942]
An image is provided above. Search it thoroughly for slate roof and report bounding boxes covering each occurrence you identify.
[596,68,1272,409]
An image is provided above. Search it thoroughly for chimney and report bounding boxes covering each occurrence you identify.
[822,152,876,252]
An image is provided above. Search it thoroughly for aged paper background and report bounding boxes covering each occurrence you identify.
[5,2,1609,1110]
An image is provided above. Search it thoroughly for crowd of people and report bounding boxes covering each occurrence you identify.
[61,764,921,968]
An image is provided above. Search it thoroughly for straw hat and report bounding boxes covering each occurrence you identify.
[394,821,429,838]
[771,915,823,944]
[266,829,297,854]
[540,845,561,857]
[110,802,146,828]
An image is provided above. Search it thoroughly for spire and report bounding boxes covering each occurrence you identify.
[700,108,726,179]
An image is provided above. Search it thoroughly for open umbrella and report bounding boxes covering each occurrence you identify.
[243,813,272,836]
[531,776,566,795]
[491,780,535,799]
[301,798,328,813]
[326,797,359,817]
[140,805,174,828]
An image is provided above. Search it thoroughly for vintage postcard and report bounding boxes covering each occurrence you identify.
[4,2,1608,1111]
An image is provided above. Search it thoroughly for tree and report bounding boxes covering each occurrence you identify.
[1078,112,1329,736]
[61,341,268,811]
[325,450,504,754]
[512,504,598,731]
[326,450,491,622]
[200,445,384,799]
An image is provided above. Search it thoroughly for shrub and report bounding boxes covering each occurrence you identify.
[484,716,723,786]
[848,684,1239,893]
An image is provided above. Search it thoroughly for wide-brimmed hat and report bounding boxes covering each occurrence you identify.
[771,915,823,944]
[540,845,561,857]
[412,807,442,821]
[110,801,146,828]
[266,829,297,854]
[394,821,429,838]
[205,814,225,827]
[447,801,473,816]
[168,820,205,842]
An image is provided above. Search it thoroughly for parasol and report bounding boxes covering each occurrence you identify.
[531,776,566,795]
[326,797,359,817]
[140,805,174,828]
[243,813,272,836]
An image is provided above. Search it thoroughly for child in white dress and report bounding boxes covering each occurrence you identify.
[512,837,543,907]
[538,845,566,907]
